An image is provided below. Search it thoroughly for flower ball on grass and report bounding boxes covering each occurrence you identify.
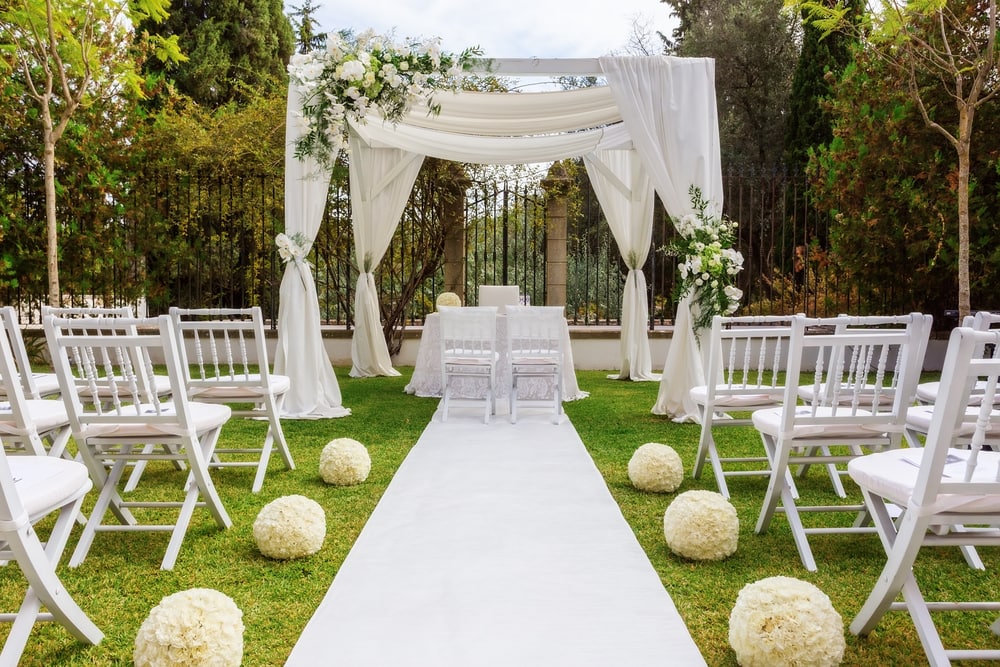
[663,489,739,561]
[253,494,326,560]
[134,588,244,667]
[729,576,845,667]
[627,442,683,492]
[320,437,371,486]
[436,291,462,309]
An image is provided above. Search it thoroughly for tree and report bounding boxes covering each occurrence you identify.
[0,0,182,307]
[289,0,326,54]
[796,0,998,320]
[139,0,294,107]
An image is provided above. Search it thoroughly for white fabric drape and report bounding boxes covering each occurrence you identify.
[583,149,657,381]
[276,84,351,418]
[599,56,724,421]
[348,128,425,377]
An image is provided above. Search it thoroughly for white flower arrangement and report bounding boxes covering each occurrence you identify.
[288,28,483,169]
[253,495,327,560]
[133,588,244,667]
[319,437,372,486]
[627,442,684,493]
[275,232,310,265]
[661,185,744,334]
[662,490,739,561]
[435,291,462,309]
[728,575,846,667]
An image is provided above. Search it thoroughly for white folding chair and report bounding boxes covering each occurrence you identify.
[0,306,60,400]
[914,312,1000,407]
[690,315,806,499]
[165,306,294,493]
[0,449,102,663]
[506,305,566,424]
[0,315,73,459]
[438,306,499,423]
[752,313,932,571]
[849,326,1000,665]
[45,314,233,570]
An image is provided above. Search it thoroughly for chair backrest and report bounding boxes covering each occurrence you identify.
[478,285,520,313]
[506,305,565,361]
[439,306,498,361]
[914,326,1000,509]
[704,314,797,399]
[0,306,44,400]
[783,313,932,437]
[44,315,191,436]
[168,307,274,390]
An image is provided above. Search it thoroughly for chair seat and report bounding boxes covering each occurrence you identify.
[906,404,1000,437]
[752,406,885,439]
[0,400,69,433]
[916,380,997,405]
[690,385,780,408]
[188,374,290,401]
[79,402,232,438]
[848,446,1000,515]
[9,456,92,521]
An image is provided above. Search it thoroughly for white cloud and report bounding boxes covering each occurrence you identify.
[295,0,677,59]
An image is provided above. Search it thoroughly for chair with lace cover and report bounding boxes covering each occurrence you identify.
[752,313,932,571]
[506,305,565,424]
[44,314,233,570]
[0,447,102,663]
[849,325,1000,665]
[438,306,499,424]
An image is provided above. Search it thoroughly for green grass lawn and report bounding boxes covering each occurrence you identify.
[3,369,996,665]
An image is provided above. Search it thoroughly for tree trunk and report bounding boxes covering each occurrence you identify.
[956,106,973,322]
[43,123,60,307]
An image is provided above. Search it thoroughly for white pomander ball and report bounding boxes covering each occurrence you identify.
[319,438,371,486]
[436,291,462,309]
[253,494,326,560]
[729,576,845,667]
[663,489,739,561]
[134,588,244,667]
[627,442,683,492]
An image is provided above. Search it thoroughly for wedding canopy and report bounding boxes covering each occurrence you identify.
[280,55,723,420]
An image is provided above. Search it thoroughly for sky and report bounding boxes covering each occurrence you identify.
[295,0,678,61]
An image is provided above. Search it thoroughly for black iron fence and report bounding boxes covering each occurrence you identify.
[1,166,895,331]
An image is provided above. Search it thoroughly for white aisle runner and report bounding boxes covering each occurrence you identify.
[286,412,706,666]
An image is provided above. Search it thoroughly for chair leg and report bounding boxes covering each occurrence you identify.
[509,375,518,424]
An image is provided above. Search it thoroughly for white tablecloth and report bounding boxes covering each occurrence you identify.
[404,312,587,401]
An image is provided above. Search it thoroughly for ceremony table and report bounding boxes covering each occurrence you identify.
[404,312,587,402]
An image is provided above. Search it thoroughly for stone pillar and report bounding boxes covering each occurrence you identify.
[441,161,470,302]
[541,161,572,307]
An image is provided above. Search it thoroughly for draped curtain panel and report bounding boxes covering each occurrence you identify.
[276,85,351,418]
[599,56,724,421]
[583,149,656,381]
[281,56,723,419]
[348,129,425,377]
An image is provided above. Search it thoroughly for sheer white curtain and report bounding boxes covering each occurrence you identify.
[600,56,724,421]
[276,83,351,418]
[583,148,657,381]
[348,128,425,377]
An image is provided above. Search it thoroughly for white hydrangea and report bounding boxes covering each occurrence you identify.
[627,442,683,493]
[319,438,372,486]
[729,576,845,667]
[435,292,462,309]
[134,588,244,667]
[663,490,739,561]
[253,495,326,560]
